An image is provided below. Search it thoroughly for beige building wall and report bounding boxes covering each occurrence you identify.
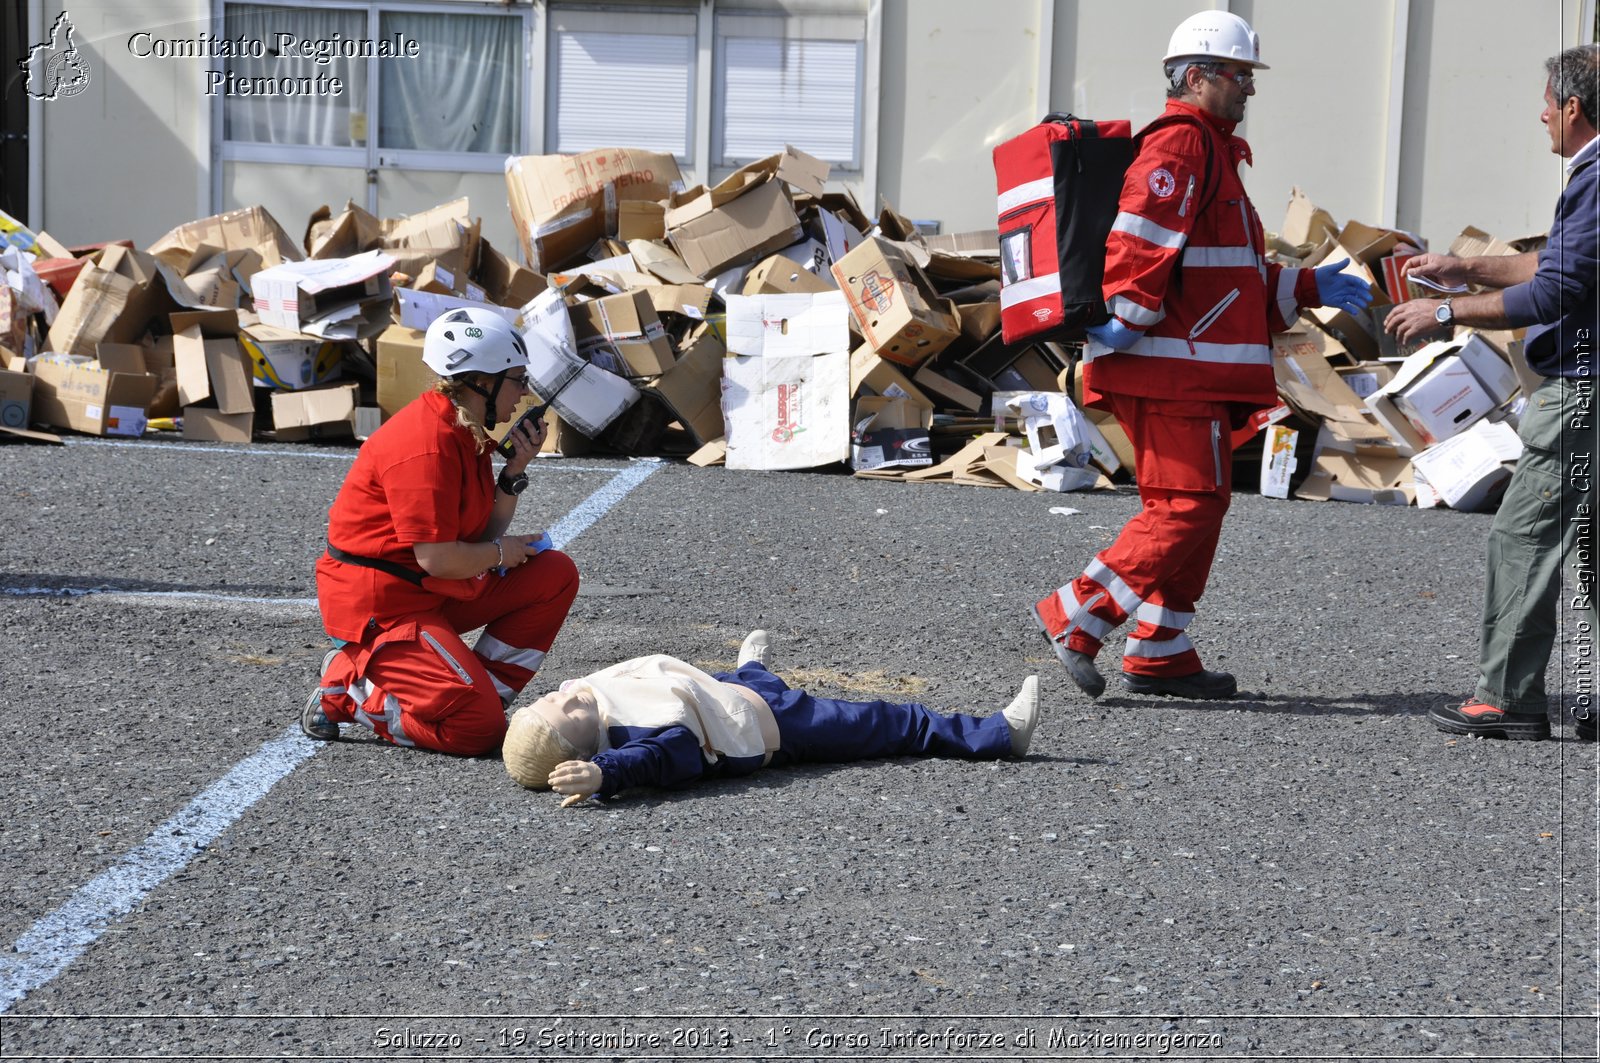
[28,0,1595,257]
[34,0,208,247]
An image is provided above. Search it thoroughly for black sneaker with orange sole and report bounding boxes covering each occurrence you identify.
[1429,698,1549,741]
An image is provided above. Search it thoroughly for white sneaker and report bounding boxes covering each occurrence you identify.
[738,629,769,667]
[1001,676,1040,756]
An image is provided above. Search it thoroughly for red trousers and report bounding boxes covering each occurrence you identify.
[1045,395,1235,677]
[318,550,580,755]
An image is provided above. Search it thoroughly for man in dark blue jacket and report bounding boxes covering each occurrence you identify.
[1387,44,1599,741]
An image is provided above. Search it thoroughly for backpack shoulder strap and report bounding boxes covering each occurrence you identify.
[1135,113,1221,215]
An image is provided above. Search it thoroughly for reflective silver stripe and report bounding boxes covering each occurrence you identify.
[1057,587,1112,641]
[318,683,347,697]
[421,630,474,685]
[353,694,413,747]
[1125,335,1271,365]
[1084,558,1143,617]
[1135,602,1194,630]
[1188,288,1240,340]
[383,693,413,747]
[1107,294,1164,328]
[347,677,373,709]
[1124,633,1195,659]
[997,177,1055,215]
[1000,273,1061,309]
[1110,211,1186,250]
[1182,245,1260,269]
[1276,267,1302,325]
[474,633,547,675]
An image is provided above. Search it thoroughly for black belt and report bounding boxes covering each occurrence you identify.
[326,542,425,587]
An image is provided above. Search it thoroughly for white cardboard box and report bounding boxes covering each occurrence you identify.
[1410,417,1522,511]
[722,291,851,471]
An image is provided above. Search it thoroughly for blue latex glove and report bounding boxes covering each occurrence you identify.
[1083,318,1145,351]
[1313,258,1374,316]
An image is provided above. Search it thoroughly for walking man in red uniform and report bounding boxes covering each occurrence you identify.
[1031,10,1372,700]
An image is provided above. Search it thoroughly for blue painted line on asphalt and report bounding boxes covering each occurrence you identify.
[0,460,662,1013]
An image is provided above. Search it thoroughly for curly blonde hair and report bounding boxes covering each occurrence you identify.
[503,703,584,789]
[433,376,494,453]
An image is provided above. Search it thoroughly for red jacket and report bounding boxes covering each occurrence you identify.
[1085,100,1319,410]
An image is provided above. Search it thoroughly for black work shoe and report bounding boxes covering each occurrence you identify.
[1030,602,1105,698]
[1573,712,1596,742]
[301,649,342,741]
[1122,669,1238,700]
[1429,698,1549,741]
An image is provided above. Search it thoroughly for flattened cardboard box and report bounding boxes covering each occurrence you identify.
[251,250,395,340]
[668,179,805,280]
[183,407,253,443]
[31,356,157,437]
[272,381,361,441]
[831,237,960,368]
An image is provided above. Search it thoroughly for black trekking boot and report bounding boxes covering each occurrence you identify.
[1122,669,1238,700]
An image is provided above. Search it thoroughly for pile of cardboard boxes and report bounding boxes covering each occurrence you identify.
[0,157,1542,513]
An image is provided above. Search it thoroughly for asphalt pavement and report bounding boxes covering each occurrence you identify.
[0,434,1594,1061]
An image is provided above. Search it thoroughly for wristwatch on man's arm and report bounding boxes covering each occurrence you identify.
[1433,298,1454,328]
[497,469,529,496]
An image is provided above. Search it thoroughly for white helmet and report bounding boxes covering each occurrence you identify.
[421,307,529,377]
[1164,10,1268,70]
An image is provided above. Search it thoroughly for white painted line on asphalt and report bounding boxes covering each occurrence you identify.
[0,587,318,606]
[0,461,661,1013]
[0,725,317,1012]
[63,437,638,472]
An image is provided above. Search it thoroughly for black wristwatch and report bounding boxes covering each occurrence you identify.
[497,469,529,496]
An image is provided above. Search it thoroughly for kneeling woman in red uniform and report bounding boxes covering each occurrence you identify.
[303,307,580,756]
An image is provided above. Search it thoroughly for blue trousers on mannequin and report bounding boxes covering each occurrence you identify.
[713,661,1012,763]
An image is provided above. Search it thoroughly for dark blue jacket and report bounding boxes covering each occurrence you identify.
[1502,139,1598,378]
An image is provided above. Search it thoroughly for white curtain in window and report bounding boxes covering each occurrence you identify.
[379,12,521,154]
[223,4,366,147]
[550,30,693,156]
[719,35,860,166]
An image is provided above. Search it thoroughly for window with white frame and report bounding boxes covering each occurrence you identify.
[546,7,696,159]
[713,13,863,169]
[542,2,867,174]
[221,2,524,158]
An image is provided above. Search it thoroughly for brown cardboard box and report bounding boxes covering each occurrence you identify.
[849,344,934,407]
[743,254,834,296]
[375,324,435,418]
[47,245,202,358]
[644,323,725,445]
[569,290,676,379]
[473,238,546,309]
[0,287,30,362]
[850,394,933,472]
[618,201,667,242]
[505,148,683,271]
[641,284,714,322]
[31,356,158,437]
[183,407,254,443]
[667,179,805,280]
[0,368,31,430]
[172,310,253,415]
[832,237,960,368]
[271,381,361,441]
[97,341,179,418]
[148,205,302,271]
